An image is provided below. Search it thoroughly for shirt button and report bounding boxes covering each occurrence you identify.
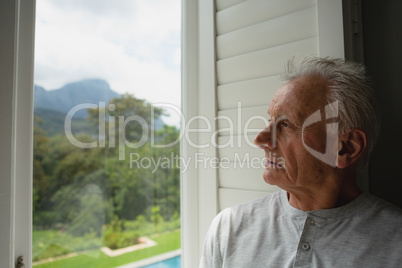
[302,242,311,251]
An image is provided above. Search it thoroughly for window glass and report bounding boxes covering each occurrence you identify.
[33,1,181,267]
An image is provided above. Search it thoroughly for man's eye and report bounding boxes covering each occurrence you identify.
[278,121,290,128]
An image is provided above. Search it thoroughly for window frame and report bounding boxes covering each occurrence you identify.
[0,0,36,266]
[181,0,219,267]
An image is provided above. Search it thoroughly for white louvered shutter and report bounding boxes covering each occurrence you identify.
[216,0,328,210]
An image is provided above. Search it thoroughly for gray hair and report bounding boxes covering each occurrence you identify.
[282,57,380,164]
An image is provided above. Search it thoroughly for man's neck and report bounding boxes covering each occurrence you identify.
[284,174,363,211]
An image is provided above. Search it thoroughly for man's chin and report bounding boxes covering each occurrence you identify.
[263,171,278,186]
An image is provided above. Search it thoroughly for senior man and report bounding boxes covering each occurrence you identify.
[200,58,402,267]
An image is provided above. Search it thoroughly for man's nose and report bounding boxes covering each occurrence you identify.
[254,125,276,149]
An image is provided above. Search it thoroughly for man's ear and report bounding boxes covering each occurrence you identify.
[336,129,367,169]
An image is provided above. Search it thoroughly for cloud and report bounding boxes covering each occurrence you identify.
[34,0,181,113]
[45,0,137,17]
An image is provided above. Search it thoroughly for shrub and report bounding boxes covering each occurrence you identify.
[102,217,140,250]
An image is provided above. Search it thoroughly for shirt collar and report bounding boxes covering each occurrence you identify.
[279,189,373,223]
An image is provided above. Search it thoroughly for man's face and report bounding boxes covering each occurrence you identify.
[254,75,333,190]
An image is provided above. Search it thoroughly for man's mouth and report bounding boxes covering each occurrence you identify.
[265,158,283,168]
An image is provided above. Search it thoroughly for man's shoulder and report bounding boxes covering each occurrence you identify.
[365,193,402,222]
[208,190,283,238]
[234,189,282,209]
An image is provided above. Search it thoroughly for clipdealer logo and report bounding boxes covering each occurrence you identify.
[64,101,340,168]
[63,101,269,160]
[302,101,339,167]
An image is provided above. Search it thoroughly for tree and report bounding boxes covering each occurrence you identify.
[33,117,49,219]
[87,93,165,147]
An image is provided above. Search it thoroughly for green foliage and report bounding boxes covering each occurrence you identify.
[34,108,97,137]
[103,231,140,250]
[67,184,107,236]
[122,208,180,236]
[33,117,50,216]
[33,93,181,262]
[87,93,165,145]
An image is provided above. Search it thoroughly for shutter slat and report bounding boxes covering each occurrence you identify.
[219,163,281,192]
[219,188,272,210]
[217,106,268,136]
[217,7,318,60]
[216,0,246,12]
[217,37,318,85]
[217,135,262,162]
[217,75,284,110]
[217,0,316,35]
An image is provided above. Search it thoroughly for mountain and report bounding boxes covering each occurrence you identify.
[34,79,165,136]
[34,107,96,137]
[34,79,120,118]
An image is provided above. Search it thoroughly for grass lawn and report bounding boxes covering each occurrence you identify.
[33,230,180,268]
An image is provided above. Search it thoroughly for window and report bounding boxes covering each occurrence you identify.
[32,1,181,267]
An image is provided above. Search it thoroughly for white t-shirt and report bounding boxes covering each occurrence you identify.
[200,190,402,268]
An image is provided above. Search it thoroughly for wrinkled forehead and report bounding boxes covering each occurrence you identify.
[268,76,330,123]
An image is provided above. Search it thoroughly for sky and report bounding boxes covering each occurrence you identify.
[34,0,181,125]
